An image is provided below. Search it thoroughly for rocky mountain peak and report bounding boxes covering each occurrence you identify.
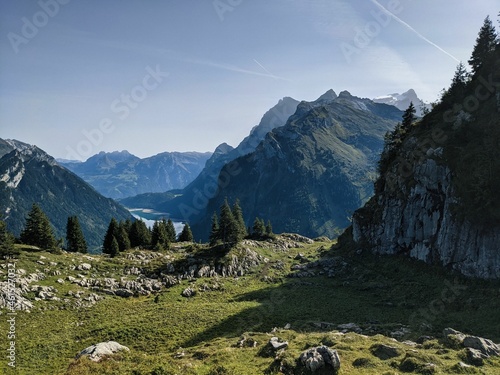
[314,89,338,103]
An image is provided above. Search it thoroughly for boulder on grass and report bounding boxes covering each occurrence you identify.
[299,345,340,373]
[76,341,130,362]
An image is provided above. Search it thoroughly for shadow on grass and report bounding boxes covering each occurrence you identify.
[181,250,500,348]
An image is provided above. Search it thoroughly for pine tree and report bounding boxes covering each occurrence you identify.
[401,102,416,133]
[166,219,177,243]
[178,223,194,242]
[265,220,273,236]
[468,16,498,76]
[129,219,151,248]
[252,217,266,238]
[20,203,57,250]
[102,218,119,255]
[219,198,238,246]
[442,62,469,103]
[116,222,131,252]
[151,219,169,250]
[209,212,220,246]
[232,199,247,240]
[66,216,87,253]
[110,237,120,258]
[0,220,18,257]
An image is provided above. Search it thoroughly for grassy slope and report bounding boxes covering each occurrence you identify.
[1,239,499,374]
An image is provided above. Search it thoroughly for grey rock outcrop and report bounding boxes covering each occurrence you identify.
[442,327,500,364]
[299,345,340,373]
[370,343,403,360]
[76,341,130,362]
[353,155,500,279]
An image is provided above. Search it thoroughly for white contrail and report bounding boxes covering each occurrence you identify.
[370,0,460,63]
[253,59,275,77]
[182,57,289,81]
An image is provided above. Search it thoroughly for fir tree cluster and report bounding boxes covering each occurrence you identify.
[378,14,500,178]
[102,217,192,257]
[209,198,274,248]
[0,203,89,256]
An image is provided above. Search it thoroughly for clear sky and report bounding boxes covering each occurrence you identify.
[0,0,498,160]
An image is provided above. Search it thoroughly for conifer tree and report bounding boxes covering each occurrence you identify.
[166,219,177,243]
[110,237,120,258]
[209,212,220,246]
[116,222,131,252]
[66,216,87,253]
[219,198,238,246]
[401,102,416,133]
[102,218,119,255]
[468,16,498,75]
[151,219,169,250]
[129,219,151,248]
[178,223,194,242]
[252,217,266,238]
[0,220,18,257]
[265,220,273,236]
[232,199,247,240]
[442,62,469,103]
[20,203,57,250]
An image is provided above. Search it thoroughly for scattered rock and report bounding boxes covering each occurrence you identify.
[114,288,134,298]
[236,336,258,348]
[269,337,288,351]
[370,343,404,360]
[77,263,92,271]
[338,322,362,333]
[465,347,487,366]
[463,335,500,357]
[181,287,196,298]
[76,341,129,362]
[443,328,500,364]
[299,345,340,373]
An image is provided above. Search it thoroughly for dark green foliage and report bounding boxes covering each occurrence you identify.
[129,219,151,248]
[166,219,177,243]
[209,212,220,246]
[441,62,469,104]
[252,217,266,238]
[102,218,119,255]
[401,101,416,132]
[65,216,87,253]
[232,199,247,240]
[19,203,57,250]
[151,219,169,250]
[0,220,17,257]
[178,223,194,242]
[110,236,119,258]
[468,16,498,76]
[265,220,273,236]
[116,223,131,252]
[218,198,239,247]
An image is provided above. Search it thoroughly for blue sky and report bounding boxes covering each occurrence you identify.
[0,0,498,160]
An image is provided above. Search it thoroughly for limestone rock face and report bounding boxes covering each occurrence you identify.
[353,154,500,279]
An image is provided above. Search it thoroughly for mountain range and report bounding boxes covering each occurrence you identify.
[59,150,211,199]
[192,90,402,239]
[0,139,133,250]
[121,90,403,239]
[373,89,431,116]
